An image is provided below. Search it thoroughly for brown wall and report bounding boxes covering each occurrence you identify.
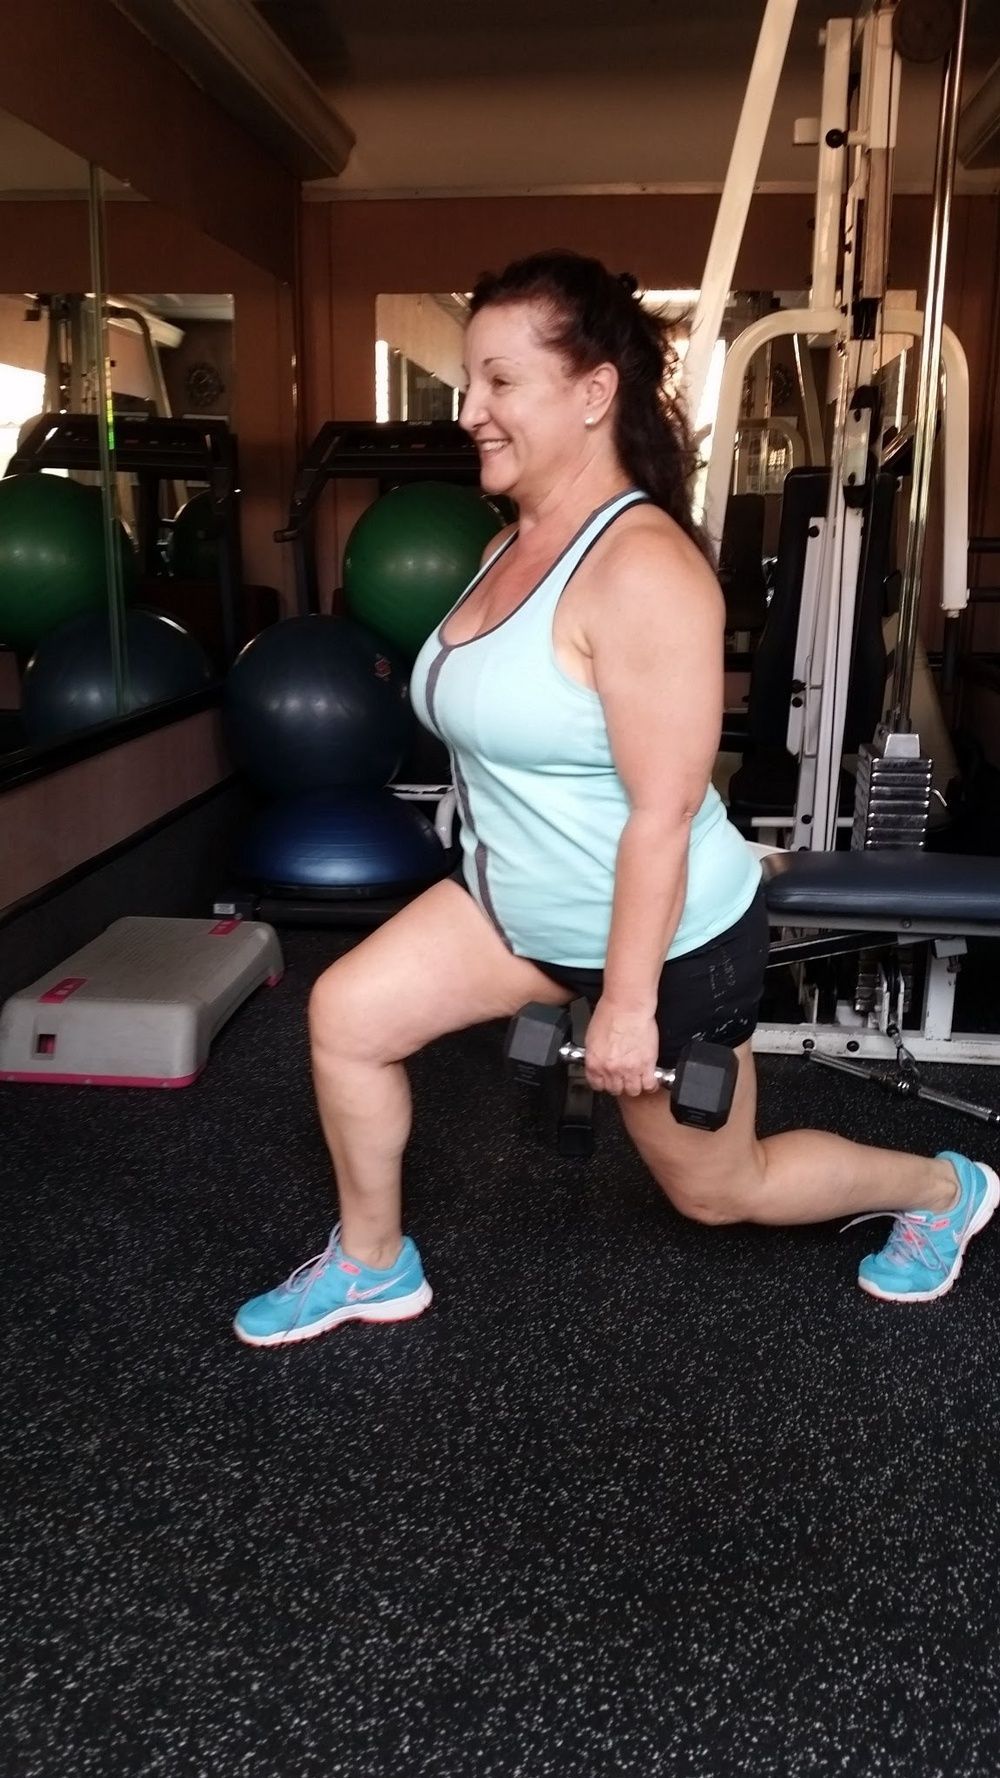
[0,711,231,918]
[0,0,297,282]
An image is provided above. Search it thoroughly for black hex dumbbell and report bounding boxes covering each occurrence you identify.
[504,1003,737,1132]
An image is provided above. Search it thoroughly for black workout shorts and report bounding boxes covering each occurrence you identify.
[525,883,771,1069]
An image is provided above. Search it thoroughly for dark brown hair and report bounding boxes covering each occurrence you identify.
[469,250,707,555]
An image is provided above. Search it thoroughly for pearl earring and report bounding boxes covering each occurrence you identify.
[585,416,596,428]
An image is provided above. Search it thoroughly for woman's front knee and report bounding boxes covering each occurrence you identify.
[308,962,382,1062]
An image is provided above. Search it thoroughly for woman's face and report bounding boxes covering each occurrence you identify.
[459,301,595,501]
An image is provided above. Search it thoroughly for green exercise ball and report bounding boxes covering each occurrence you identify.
[343,481,507,659]
[0,473,136,654]
[166,489,222,581]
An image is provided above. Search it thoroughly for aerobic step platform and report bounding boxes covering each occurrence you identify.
[0,917,284,1089]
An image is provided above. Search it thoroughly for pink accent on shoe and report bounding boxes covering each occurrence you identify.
[346,1276,405,1303]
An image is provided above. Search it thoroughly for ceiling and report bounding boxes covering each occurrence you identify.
[2,4,998,204]
[255,0,998,84]
[255,0,1000,196]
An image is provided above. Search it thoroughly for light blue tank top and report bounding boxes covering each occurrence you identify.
[410,489,761,968]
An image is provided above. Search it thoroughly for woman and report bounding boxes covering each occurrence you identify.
[234,251,996,1345]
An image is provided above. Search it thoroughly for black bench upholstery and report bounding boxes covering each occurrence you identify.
[762,850,1000,926]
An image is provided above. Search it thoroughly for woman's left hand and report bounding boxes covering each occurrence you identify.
[583,998,661,1098]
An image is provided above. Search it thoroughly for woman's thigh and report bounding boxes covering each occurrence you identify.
[309,878,573,1064]
[618,1040,764,1223]
[610,895,770,1218]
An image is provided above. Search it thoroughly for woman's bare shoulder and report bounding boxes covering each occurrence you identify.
[592,502,720,605]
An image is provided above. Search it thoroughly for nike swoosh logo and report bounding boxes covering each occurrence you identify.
[346,1276,405,1302]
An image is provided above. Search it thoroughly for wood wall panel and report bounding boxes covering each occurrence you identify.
[0,711,232,918]
[232,279,298,612]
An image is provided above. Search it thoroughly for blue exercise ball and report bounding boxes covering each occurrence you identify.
[223,614,413,798]
[236,787,450,894]
[166,489,222,580]
[21,607,214,744]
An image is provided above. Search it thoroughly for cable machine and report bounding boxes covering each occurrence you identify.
[696,0,971,855]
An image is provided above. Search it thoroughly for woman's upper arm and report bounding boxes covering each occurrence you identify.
[587,527,725,821]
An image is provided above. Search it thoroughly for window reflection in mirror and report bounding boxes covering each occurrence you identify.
[0,101,236,764]
[101,292,237,683]
[375,295,464,424]
[0,110,118,759]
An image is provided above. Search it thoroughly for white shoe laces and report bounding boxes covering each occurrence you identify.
[841,1210,952,1278]
[276,1223,343,1337]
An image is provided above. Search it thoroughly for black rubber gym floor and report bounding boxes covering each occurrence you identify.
[4,927,1000,1777]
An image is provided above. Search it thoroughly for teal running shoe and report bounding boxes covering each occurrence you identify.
[850,1151,1000,1303]
[234,1225,432,1346]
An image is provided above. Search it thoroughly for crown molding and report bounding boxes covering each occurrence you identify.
[111,0,354,179]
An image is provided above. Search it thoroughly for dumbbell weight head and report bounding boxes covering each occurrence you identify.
[671,1040,738,1131]
[503,1002,572,1085]
[561,1038,735,1130]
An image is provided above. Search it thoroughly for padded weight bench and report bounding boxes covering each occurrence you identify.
[759,849,1000,1065]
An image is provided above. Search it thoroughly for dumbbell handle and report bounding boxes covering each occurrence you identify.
[559,1043,673,1087]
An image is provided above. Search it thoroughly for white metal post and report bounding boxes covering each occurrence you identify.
[792,334,825,463]
[797,502,864,850]
[855,4,900,300]
[922,941,964,1042]
[683,0,800,427]
[940,325,970,615]
[811,18,852,311]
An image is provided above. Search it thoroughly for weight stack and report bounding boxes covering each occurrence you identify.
[852,730,932,850]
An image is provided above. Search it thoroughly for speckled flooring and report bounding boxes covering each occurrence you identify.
[4,929,1000,1777]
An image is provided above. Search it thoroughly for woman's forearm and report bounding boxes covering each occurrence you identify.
[601,811,692,1013]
